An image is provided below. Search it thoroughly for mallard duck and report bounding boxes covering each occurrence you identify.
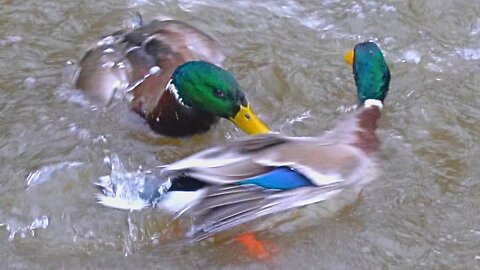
[97,41,391,240]
[75,18,269,136]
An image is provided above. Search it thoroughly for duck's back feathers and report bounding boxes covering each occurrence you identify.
[163,106,378,186]
[124,20,225,67]
[156,107,381,239]
[75,19,225,113]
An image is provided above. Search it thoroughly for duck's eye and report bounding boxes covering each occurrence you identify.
[214,89,225,98]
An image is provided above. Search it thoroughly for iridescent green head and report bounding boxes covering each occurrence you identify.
[345,42,390,103]
[168,61,269,134]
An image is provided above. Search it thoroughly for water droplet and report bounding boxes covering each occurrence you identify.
[404,50,421,64]
[23,77,36,89]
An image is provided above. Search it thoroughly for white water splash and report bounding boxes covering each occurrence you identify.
[96,154,147,209]
[455,48,480,60]
[26,161,83,189]
[95,154,170,211]
[286,111,311,125]
[0,216,49,241]
[23,77,37,89]
[0,35,22,46]
[96,154,171,210]
[404,50,421,64]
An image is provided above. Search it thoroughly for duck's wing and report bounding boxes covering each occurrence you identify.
[162,131,366,187]
[162,134,296,184]
[125,20,225,67]
[161,112,379,240]
[75,31,132,104]
[171,137,366,240]
[123,20,226,114]
[75,19,225,110]
[186,183,345,240]
[123,19,225,79]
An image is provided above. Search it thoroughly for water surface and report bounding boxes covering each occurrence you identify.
[1,0,479,269]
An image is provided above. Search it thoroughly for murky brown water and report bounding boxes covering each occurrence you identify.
[1,0,479,269]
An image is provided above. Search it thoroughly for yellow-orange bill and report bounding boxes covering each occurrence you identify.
[344,49,354,66]
[230,104,270,135]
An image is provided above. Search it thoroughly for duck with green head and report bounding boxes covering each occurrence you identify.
[75,19,269,136]
[97,41,392,240]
